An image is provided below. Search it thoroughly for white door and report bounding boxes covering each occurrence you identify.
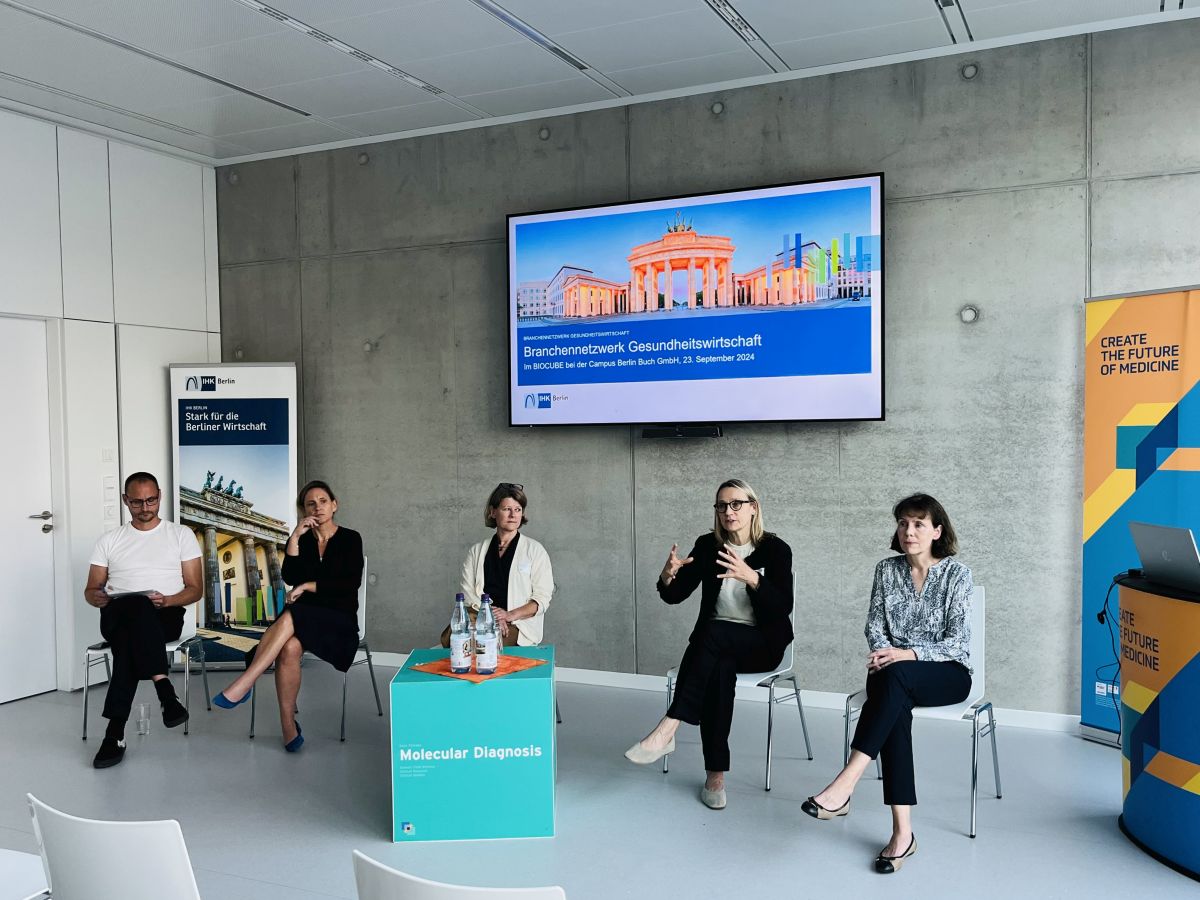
[0,317,57,702]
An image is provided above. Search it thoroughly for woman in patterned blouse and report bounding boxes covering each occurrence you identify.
[801,493,973,874]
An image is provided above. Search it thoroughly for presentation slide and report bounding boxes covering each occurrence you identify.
[508,174,883,426]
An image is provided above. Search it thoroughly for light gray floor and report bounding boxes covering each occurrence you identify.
[0,666,1195,899]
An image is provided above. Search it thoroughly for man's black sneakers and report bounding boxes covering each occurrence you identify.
[92,737,126,769]
[161,697,189,728]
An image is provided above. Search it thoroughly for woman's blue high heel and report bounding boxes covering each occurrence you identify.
[212,689,252,709]
[284,722,304,753]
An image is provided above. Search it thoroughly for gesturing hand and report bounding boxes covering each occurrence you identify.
[660,544,694,585]
[716,544,759,588]
[286,584,306,605]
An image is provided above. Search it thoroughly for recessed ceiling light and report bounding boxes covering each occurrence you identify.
[960,62,980,80]
[959,305,980,324]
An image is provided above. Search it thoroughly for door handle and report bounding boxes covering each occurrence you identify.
[28,510,53,520]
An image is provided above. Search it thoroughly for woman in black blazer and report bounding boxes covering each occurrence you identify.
[625,479,794,810]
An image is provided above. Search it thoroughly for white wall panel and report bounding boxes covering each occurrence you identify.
[58,129,114,322]
[116,324,210,524]
[0,109,62,318]
[60,319,120,688]
[203,167,220,332]
[110,143,208,330]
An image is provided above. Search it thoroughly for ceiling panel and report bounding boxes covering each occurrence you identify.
[772,18,951,70]
[147,93,310,136]
[963,0,1163,40]
[174,29,371,92]
[460,76,613,117]
[402,41,588,96]
[265,69,433,118]
[320,0,519,64]
[608,47,771,95]
[218,118,362,154]
[0,10,237,110]
[552,10,748,73]
[329,99,477,135]
[274,0,433,22]
[734,0,947,44]
[500,0,698,35]
[14,0,287,52]
[0,77,249,157]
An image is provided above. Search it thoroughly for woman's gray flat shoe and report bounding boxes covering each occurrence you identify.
[624,737,675,765]
[700,786,727,809]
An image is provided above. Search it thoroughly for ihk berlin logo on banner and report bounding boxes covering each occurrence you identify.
[186,375,237,392]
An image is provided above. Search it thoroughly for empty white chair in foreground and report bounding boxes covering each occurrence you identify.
[0,846,48,900]
[27,794,202,900]
[842,584,1001,837]
[354,851,565,899]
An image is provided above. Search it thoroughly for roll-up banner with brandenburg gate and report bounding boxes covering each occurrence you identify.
[170,364,297,650]
[1082,287,1200,741]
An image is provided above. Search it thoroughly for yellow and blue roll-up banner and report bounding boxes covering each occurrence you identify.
[1082,288,1200,737]
[169,363,297,632]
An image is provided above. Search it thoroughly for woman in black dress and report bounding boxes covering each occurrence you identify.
[213,480,363,752]
[624,479,794,811]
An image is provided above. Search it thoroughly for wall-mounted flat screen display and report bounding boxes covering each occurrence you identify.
[508,173,883,426]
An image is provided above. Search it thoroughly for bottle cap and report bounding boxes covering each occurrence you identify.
[481,593,491,603]
[455,593,465,601]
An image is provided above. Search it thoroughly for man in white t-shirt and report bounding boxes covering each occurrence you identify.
[84,472,203,769]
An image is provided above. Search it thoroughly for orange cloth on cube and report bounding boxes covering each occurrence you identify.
[410,654,547,684]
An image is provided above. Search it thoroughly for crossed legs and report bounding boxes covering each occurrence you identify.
[220,610,305,743]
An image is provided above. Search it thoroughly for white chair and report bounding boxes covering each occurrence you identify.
[82,613,210,739]
[0,847,48,900]
[842,585,1001,838]
[250,558,383,741]
[353,850,565,899]
[27,794,202,900]
[662,578,812,790]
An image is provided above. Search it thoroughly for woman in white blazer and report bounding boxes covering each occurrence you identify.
[456,482,553,646]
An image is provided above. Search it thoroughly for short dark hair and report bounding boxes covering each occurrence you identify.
[297,480,337,510]
[485,483,529,528]
[890,493,959,557]
[124,472,160,493]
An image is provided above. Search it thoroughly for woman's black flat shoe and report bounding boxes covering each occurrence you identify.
[874,834,917,873]
[801,796,850,820]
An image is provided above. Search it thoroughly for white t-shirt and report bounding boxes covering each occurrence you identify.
[89,520,202,596]
[713,541,757,626]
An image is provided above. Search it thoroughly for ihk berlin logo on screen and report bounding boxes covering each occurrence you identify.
[523,393,562,409]
[186,375,236,392]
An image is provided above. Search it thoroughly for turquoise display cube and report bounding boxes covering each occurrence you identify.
[390,646,556,842]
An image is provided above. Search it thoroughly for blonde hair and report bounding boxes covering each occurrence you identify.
[712,479,764,546]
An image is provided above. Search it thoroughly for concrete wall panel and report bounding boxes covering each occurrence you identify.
[216,156,297,265]
[1091,173,1200,298]
[299,110,629,256]
[1092,18,1200,177]
[628,38,1086,202]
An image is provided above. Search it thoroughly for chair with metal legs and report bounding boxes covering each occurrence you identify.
[82,615,210,739]
[662,580,812,790]
[842,585,1001,837]
[250,559,383,740]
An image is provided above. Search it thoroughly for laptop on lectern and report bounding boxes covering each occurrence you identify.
[1128,521,1200,593]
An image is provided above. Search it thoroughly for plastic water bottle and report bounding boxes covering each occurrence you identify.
[475,594,499,675]
[449,593,472,673]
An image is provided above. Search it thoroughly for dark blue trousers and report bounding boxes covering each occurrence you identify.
[851,659,971,805]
